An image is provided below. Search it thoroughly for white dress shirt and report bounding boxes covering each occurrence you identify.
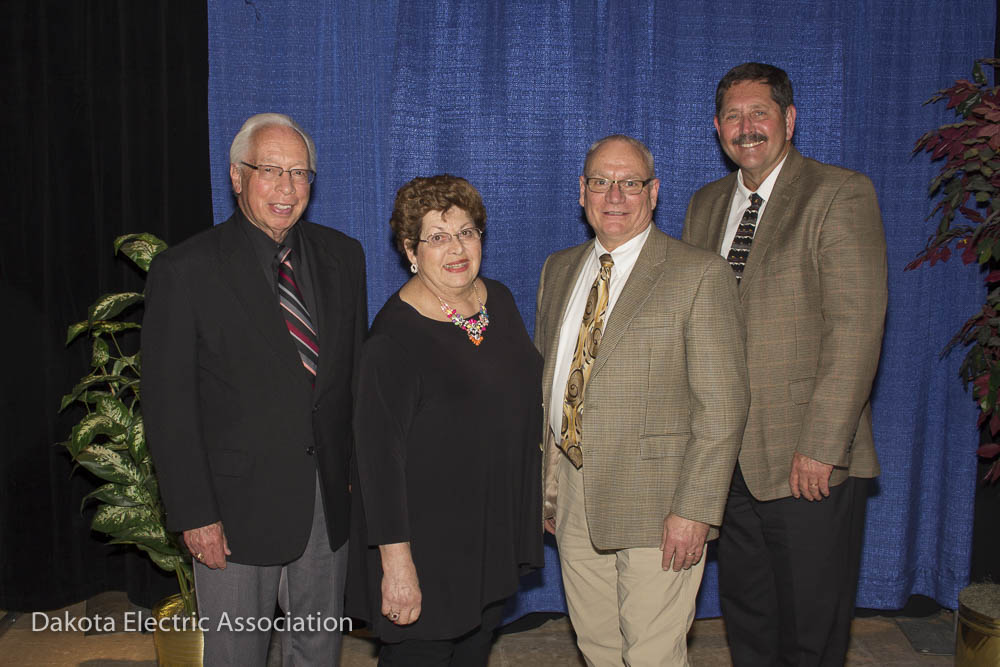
[719,154,788,259]
[548,225,652,438]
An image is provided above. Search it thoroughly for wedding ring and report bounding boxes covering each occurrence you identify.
[195,552,204,561]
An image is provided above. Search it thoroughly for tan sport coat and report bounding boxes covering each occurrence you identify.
[681,145,887,502]
[536,226,750,549]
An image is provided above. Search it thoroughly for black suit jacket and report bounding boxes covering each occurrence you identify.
[142,211,367,565]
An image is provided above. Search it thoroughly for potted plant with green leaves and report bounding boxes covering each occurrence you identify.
[59,233,203,664]
[907,57,1000,665]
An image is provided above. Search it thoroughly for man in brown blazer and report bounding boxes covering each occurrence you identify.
[681,63,888,666]
[536,134,749,665]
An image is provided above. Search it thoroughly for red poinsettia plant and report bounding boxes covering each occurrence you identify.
[907,58,1000,482]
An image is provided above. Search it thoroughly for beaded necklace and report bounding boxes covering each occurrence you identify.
[437,281,490,346]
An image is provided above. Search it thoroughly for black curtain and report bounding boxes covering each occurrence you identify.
[0,1,211,610]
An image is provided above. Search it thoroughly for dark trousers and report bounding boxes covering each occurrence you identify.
[718,464,870,667]
[378,601,505,667]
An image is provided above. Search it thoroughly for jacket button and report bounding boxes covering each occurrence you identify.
[306,446,315,456]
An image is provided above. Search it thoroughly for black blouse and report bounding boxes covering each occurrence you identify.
[347,277,544,642]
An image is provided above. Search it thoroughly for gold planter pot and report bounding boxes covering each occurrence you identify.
[956,584,1000,666]
[151,594,203,666]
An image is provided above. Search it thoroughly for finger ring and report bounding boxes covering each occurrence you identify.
[687,552,696,556]
[809,484,818,488]
[389,612,399,621]
[194,552,203,561]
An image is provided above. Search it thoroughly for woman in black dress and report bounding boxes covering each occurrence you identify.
[348,174,543,666]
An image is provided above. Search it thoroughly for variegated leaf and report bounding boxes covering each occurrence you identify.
[63,375,131,409]
[108,522,174,550]
[75,443,140,484]
[88,292,144,322]
[69,415,126,457]
[113,353,141,376]
[115,233,168,272]
[81,482,148,509]
[144,475,161,502]
[96,395,131,427]
[91,337,110,368]
[90,504,156,535]
[91,321,141,335]
[59,392,77,411]
[126,415,148,466]
[66,320,90,344]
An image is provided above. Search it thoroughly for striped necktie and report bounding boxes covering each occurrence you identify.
[276,245,319,382]
[559,253,614,468]
[726,192,764,282]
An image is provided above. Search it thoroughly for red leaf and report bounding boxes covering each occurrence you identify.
[986,270,1000,283]
[947,87,974,109]
[932,142,953,160]
[959,206,985,223]
[981,115,1000,128]
[963,243,979,264]
[929,246,951,266]
[977,443,1000,458]
[991,412,1000,435]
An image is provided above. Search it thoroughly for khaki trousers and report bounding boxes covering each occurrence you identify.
[555,458,704,667]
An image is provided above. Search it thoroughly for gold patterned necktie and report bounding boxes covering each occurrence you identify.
[559,253,614,468]
[726,192,763,282]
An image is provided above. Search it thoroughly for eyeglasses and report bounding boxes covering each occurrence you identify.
[584,177,654,195]
[418,228,484,248]
[241,162,315,185]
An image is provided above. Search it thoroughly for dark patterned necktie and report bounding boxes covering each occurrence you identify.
[726,192,764,282]
[276,246,319,382]
[559,253,614,469]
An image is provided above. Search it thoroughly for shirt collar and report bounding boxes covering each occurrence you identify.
[736,152,788,203]
[239,210,300,256]
[594,224,651,267]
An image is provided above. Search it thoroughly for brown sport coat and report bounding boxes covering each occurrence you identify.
[535,226,750,549]
[682,145,887,502]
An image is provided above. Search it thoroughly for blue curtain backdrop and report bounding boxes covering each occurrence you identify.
[208,0,994,617]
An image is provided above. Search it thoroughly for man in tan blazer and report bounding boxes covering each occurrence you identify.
[681,63,887,666]
[536,134,749,666]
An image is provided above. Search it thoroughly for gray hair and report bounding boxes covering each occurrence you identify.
[229,113,317,171]
[583,134,655,177]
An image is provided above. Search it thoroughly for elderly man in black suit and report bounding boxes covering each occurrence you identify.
[143,113,367,666]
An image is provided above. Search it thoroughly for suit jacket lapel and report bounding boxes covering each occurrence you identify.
[739,146,803,295]
[301,223,343,394]
[216,214,309,385]
[590,227,668,380]
[706,175,738,253]
[540,242,592,415]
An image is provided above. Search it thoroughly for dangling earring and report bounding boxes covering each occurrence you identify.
[410,263,418,274]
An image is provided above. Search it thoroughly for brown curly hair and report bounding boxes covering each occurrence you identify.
[389,174,487,254]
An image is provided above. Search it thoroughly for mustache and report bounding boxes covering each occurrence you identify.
[733,132,767,146]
